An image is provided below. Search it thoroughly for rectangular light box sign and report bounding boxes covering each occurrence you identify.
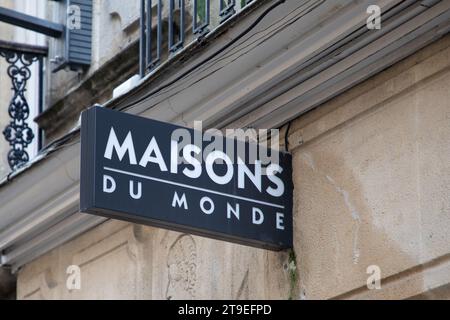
[80,106,293,250]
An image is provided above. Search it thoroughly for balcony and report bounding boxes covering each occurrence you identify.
[0,40,46,171]
[138,0,260,77]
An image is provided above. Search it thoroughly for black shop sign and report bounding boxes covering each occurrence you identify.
[80,106,293,250]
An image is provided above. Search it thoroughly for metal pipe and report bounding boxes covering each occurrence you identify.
[38,56,44,151]
[0,6,64,38]
[169,0,174,52]
[0,40,47,56]
[139,0,147,77]
[180,0,185,48]
[146,0,152,67]
[156,0,162,65]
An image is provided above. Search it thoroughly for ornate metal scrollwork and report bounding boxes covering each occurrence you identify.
[0,50,38,170]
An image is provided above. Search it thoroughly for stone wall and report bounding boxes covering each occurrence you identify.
[16,35,450,300]
[288,34,450,299]
[17,221,292,299]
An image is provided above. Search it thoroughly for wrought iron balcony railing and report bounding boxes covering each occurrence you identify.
[139,0,257,77]
[0,41,46,171]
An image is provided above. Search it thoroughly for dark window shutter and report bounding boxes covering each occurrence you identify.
[65,0,92,68]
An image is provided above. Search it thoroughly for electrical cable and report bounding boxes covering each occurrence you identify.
[117,0,287,112]
[160,0,323,91]
[284,121,291,152]
[118,0,324,118]
[141,0,324,106]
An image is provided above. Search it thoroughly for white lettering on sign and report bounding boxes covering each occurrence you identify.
[103,127,286,198]
[227,203,240,220]
[252,208,264,225]
[200,196,215,215]
[266,164,284,197]
[103,175,116,193]
[276,212,285,230]
[104,128,137,164]
[205,151,234,185]
[81,107,293,250]
[172,192,188,210]
[182,144,202,179]
[139,137,168,171]
[238,158,262,192]
[129,180,142,200]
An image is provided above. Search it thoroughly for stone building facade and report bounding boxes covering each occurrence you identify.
[0,0,450,300]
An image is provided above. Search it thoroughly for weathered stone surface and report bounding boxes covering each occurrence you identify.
[17,221,292,299]
[16,35,450,300]
[289,35,450,299]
